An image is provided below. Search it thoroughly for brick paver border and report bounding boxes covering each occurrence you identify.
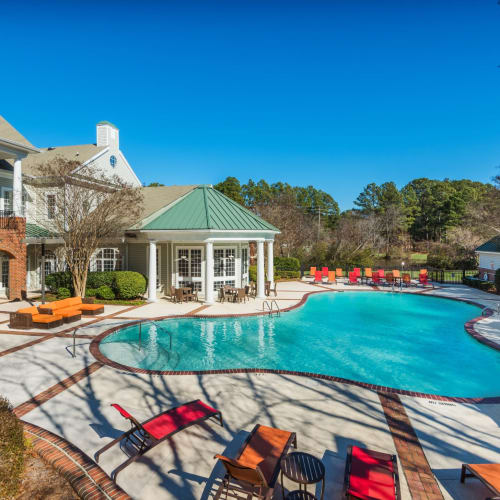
[379,392,444,500]
[14,362,103,418]
[23,420,131,500]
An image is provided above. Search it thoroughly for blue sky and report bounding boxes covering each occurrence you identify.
[2,1,499,209]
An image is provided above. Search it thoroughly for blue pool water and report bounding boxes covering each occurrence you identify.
[99,292,500,397]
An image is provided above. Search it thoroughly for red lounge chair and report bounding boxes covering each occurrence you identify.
[371,274,382,285]
[95,399,223,479]
[353,268,361,278]
[378,269,385,279]
[347,272,359,285]
[322,266,329,277]
[314,270,323,283]
[343,445,401,500]
[419,274,432,287]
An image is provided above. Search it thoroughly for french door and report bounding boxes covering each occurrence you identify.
[0,254,9,297]
[214,247,236,290]
[176,248,203,292]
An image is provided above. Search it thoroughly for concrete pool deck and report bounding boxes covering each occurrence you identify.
[1,281,499,499]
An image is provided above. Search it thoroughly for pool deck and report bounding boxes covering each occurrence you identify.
[1,281,499,499]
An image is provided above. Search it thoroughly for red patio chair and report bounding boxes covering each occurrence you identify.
[314,270,323,283]
[343,445,401,500]
[419,273,432,287]
[353,267,361,278]
[371,274,382,285]
[95,399,223,479]
[322,266,329,277]
[347,272,359,285]
[378,269,385,278]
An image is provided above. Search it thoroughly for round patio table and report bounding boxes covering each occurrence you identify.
[285,491,317,500]
[280,452,325,500]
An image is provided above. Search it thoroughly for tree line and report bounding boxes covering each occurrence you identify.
[214,174,500,269]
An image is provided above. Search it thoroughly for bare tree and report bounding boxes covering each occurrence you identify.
[28,157,143,296]
[254,198,316,257]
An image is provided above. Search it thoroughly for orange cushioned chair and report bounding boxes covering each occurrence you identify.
[309,267,316,278]
[461,463,500,499]
[336,268,344,279]
[38,297,104,316]
[327,270,336,284]
[9,306,63,329]
[215,424,297,500]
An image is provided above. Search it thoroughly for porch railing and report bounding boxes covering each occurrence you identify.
[0,210,22,230]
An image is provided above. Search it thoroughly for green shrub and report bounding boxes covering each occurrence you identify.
[276,270,300,279]
[496,269,500,293]
[96,285,115,300]
[113,271,147,299]
[86,271,115,289]
[57,287,71,299]
[45,271,73,293]
[85,288,98,297]
[274,257,300,271]
[249,265,257,283]
[463,276,496,292]
[0,396,25,498]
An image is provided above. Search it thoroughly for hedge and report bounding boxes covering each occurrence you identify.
[57,287,71,299]
[248,265,298,281]
[46,271,147,299]
[463,276,496,292]
[274,257,300,271]
[0,396,25,498]
[114,271,147,299]
[96,285,115,300]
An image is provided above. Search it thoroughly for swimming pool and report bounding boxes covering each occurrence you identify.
[98,292,500,398]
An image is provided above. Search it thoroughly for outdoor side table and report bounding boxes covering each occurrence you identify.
[280,451,325,500]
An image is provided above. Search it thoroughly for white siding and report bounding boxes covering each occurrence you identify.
[478,251,500,272]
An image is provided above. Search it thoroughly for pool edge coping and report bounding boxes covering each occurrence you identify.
[89,287,499,404]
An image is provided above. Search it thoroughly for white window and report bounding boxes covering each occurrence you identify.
[213,247,236,289]
[176,247,203,291]
[47,194,56,220]
[1,188,13,214]
[94,248,122,272]
[42,251,57,277]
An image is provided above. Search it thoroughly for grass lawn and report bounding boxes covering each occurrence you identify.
[409,253,428,262]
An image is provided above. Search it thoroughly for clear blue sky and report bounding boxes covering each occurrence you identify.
[2,1,499,209]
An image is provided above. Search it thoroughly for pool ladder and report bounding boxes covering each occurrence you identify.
[263,300,280,317]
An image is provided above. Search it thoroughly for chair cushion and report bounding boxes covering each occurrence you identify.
[142,400,218,440]
[18,306,39,315]
[238,425,293,486]
[65,297,83,307]
[468,464,500,494]
[56,307,81,318]
[79,304,104,311]
[32,314,62,324]
[347,446,396,500]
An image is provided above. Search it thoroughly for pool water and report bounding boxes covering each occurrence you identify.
[99,292,500,397]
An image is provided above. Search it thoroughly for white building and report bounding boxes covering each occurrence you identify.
[476,236,500,282]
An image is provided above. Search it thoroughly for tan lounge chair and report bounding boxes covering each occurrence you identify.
[214,424,297,499]
[461,463,500,499]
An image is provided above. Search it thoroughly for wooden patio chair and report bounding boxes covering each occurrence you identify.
[236,288,247,303]
[95,400,223,480]
[461,463,500,499]
[214,424,297,499]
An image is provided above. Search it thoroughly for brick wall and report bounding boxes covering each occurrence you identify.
[0,217,26,300]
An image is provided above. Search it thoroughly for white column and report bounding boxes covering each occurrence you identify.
[13,156,23,216]
[147,240,157,302]
[266,240,274,286]
[205,241,214,304]
[257,240,265,299]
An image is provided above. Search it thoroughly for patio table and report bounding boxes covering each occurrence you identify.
[280,452,325,500]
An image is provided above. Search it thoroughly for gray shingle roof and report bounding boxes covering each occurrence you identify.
[476,235,500,253]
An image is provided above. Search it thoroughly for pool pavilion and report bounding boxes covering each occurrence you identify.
[125,184,279,303]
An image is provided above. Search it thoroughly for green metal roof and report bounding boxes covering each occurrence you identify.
[142,185,279,232]
[476,235,500,253]
[26,223,54,238]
